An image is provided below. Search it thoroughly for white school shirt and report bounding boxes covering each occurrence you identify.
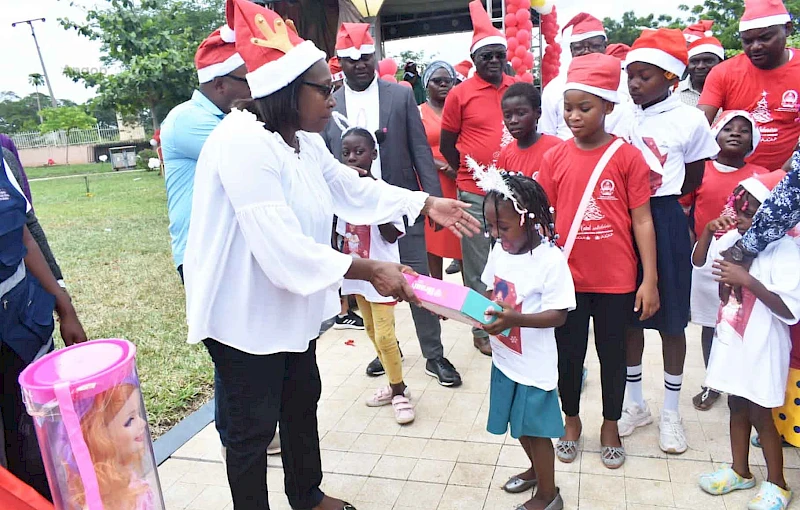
[481,243,576,390]
[625,94,719,197]
[337,215,405,303]
[694,230,800,408]
[538,71,633,140]
[344,76,383,179]
[184,109,427,355]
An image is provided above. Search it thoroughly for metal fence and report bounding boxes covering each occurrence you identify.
[10,125,120,149]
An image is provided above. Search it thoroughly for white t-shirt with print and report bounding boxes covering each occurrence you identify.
[338,217,405,303]
[481,242,576,390]
[694,230,800,408]
[625,94,719,197]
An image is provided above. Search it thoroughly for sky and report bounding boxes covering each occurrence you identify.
[1,0,692,104]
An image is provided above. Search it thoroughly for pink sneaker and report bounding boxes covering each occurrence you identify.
[366,386,410,407]
[392,395,415,424]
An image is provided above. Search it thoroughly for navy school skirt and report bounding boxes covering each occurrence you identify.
[632,195,691,335]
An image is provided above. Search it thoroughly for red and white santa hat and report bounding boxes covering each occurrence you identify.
[625,28,688,77]
[711,110,761,158]
[469,0,506,54]
[740,170,786,203]
[195,25,244,84]
[562,13,607,44]
[683,20,714,43]
[329,57,344,82]
[688,36,725,60]
[565,53,621,103]
[606,43,631,61]
[336,23,375,60]
[740,0,791,32]
[226,0,325,99]
[454,60,473,82]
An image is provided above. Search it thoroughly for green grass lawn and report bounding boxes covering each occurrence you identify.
[26,163,128,180]
[30,172,212,437]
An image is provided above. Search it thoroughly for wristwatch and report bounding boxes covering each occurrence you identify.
[728,240,757,263]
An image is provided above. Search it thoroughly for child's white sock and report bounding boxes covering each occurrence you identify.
[663,372,683,413]
[626,365,645,408]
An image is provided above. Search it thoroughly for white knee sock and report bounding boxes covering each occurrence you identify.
[626,365,645,408]
[663,372,683,413]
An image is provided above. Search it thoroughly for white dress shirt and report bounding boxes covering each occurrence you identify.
[184,109,428,355]
[344,76,383,179]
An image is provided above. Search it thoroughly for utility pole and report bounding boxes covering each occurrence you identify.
[12,18,59,108]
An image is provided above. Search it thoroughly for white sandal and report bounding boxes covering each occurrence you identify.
[392,395,415,424]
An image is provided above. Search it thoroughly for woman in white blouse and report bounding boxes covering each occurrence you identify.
[183,3,479,509]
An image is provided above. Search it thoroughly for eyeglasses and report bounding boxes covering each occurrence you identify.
[477,51,507,62]
[225,74,249,84]
[302,81,335,99]
[569,41,606,54]
[430,77,454,86]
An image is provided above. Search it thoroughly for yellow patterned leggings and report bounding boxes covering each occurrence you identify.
[355,296,404,385]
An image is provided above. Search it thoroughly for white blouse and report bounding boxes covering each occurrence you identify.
[184,109,428,355]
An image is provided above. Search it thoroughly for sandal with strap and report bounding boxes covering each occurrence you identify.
[392,395,415,425]
[693,387,721,411]
[601,445,626,469]
[556,440,578,463]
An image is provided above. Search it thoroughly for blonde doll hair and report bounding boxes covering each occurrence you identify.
[66,383,148,510]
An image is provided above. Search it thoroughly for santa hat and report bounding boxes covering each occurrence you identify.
[740,170,786,203]
[740,0,791,32]
[688,36,725,60]
[469,0,506,54]
[329,57,344,82]
[683,20,714,43]
[454,60,473,82]
[565,53,621,104]
[195,27,245,84]
[227,0,325,99]
[606,43,631,61]
[336,23,375,60]
[625,28,688,77]
[711,110,761,158]
[562,13,607,43]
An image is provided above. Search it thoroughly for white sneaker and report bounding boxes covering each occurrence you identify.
[659,409,688,454]
[618,402,653,437]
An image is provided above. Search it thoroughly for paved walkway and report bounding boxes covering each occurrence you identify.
[156,278,800,510]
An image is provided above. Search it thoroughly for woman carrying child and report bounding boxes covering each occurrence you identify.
[472,162,575,510]
[537,53,659,469]
[693,171,800,510]
[680,111,768,411]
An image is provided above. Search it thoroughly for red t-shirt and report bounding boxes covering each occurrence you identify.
[441,74,515,195]
[537,138,652,293]
[700,51,800,171]
[679,161,769,239]
[497,135,563,179]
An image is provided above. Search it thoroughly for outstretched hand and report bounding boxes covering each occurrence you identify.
[424,197,481,239]
[369,262,421,306]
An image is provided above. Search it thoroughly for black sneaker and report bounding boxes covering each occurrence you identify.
[365,343,404,377]
[445,260,462,275]
[334,311,365,330]
[425,357,462,387]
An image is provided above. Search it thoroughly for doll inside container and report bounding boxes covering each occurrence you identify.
[63,379,154,510]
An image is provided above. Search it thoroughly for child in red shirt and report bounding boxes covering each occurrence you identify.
[679,110,769,411]
[537,53,659,470]
[497,83,562,179]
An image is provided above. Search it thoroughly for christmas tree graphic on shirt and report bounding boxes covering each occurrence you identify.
[751,91,774,125]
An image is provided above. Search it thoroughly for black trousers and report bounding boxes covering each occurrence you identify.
[556,292,634,421]
[0,342,52,500]
[203,339,324,510]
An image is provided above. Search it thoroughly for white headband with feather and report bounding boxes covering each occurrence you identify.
[466,156,527,216]
[331,111,379,146]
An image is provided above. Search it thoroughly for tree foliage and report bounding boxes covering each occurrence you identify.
[603,12,685,47]
[60,0,225,131]
[0,94,78,133]
[39,106,97,164]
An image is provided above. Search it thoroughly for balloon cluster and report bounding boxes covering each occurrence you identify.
[504,0,535,83]
[378,58,398,83]
[540,6,560,87]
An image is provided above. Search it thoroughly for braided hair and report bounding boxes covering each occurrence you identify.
[482,172,557,252]
[343,127,377,150]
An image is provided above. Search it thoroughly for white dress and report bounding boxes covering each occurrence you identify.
[184,109,428,355]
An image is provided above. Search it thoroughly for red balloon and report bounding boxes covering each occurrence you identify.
[514,45,528,58]
[504,13,518,27]
[523,53,534,67]
[398,80,413,88]
[522,19,533,31]
[511,56,523,70]
[516,0,529,10]
[505,26,518,39]
[378,58,398,77]
[519,72,534,83]
[507,37,519,53]
[515,8,530,24]
[517,29,530,43]
[381,74,397,83]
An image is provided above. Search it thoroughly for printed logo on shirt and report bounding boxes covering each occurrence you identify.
[576,195,614,241]
[0,188,9,201]
[494,123,514,163]
[780,90,798,112]
[343,224,371,259]
[598,179,618,201]
[492,277,522,355]
[751,91,774,125]
[716,289,756,344]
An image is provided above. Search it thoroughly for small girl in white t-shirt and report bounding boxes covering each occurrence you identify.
[475,163,576,510]
[336,126,414,425]
[693,172,800,510]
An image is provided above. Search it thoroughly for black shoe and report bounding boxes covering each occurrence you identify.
[425,357,462,387]
[365,343,403,377]
[445,260,462,275]
[334,311,364,330]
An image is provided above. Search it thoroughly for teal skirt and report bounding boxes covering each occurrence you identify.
[487,364,565,439]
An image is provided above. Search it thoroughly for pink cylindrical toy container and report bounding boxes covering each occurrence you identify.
[18,339,165,510]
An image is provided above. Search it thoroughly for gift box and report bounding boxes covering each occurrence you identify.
[19,339,165,510]
[404,274,510,336]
